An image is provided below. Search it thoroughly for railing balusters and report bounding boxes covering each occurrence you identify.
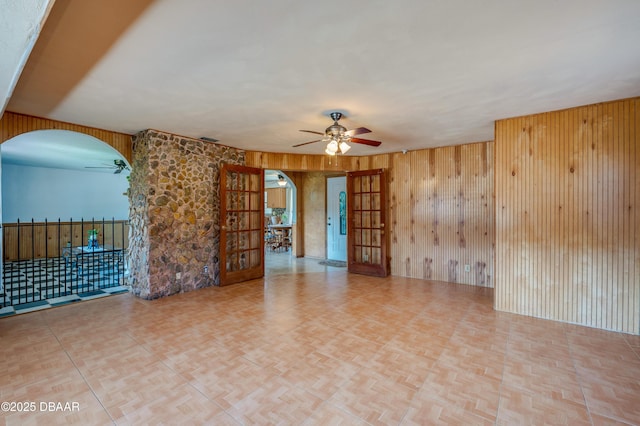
[56,219,61,299]
[16,218,20,305]
[69,218,74,296]
[29,218,34,304]
[1,217,129,310]
[1,222,5,308]
[44,218,49,300]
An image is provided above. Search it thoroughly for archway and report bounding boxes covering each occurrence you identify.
[1,129,130,310]
[1,129,130,222]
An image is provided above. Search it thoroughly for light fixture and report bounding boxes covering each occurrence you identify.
[325,139,339,154]
[325,137,350,155]
[322,112,353,156]
[277,174,287,187]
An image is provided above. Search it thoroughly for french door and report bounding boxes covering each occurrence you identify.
[347,168,389,277]
[219,164,264,286]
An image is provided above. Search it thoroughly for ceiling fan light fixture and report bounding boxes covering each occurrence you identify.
[325,147,337,156]
[326,139,339,154]
[294,111,381,153]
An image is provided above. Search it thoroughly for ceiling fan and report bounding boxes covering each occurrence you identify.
[85,159,130,174]
[293,112,381,155]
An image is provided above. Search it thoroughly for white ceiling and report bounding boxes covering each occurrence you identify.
[2,129,130,172]
[2,0,640,163]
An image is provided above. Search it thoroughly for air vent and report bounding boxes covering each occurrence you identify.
[199,137,219,143]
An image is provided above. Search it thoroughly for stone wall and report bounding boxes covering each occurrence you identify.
[128,130,245,299]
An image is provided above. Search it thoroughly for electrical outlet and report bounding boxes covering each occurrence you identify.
[204,265,209,274]
[464,264,470,272]
[176,272,181,279]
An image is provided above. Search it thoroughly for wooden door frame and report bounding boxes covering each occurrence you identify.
[219,164,265,286]
[347,168,389,277]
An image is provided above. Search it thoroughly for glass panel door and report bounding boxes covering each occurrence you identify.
[347,169,388,277]
[220,164,264,285]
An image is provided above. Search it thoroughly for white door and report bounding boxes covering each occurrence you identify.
[327,176,347,261]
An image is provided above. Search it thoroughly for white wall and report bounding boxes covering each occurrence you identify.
[2,163,129,222]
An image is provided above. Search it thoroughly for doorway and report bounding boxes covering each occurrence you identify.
[327,176,347,262]
[263,170,297,275]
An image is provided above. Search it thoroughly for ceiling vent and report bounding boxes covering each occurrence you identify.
[199,136,219,143]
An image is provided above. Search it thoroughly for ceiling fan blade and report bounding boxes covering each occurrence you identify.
[345,127,371,137]
[350,137,382,147]
[299,130,324,136]
[292,139,322,147]
[85,166,114,169]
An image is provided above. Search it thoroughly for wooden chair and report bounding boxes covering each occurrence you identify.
[280,228,292,251]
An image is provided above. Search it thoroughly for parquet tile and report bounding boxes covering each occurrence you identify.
[225,376,323,424]
[317,331,386,368]
[113,383,226,424]
[497,384,592,425]
[0,350,77,394]
[302,401,370,425]
[501,357,585,405]
[436,340,506,381]
[419,363,501,422]
[189,354,281,411]
[279,350,360,400]
[0,253,638,425]
[1,369,113,425]
[363,344,436,391]
[624,333,640,349]
[590,412,636,425]
[578,377,640,425]
[401,395,494,426]
[328,368,417,425]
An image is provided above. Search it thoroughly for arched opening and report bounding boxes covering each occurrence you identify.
[1,130,130,221]
[1,129,130,313]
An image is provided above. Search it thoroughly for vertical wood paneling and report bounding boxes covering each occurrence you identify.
[246,141,495,288]
[495,97,640,334]
[632,99,638,334]
[412,149,429,280]
[301,172,327,258]
[0,111,132,162]
[391,152,411,276]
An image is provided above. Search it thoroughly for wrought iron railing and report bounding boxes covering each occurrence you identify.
[1,218,129,309]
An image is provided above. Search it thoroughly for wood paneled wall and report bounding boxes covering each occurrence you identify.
[3,220,129,261]
[384,143,494,286]
[302,172,330,259]
[247,141,495,287]
[495,97,639,334]
[0,111,132,162]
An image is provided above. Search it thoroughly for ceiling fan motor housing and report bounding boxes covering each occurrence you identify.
[293,111,380,148]
[325,123,347,139]
[326,112,347,139]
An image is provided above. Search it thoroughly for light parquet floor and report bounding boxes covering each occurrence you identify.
[1,252,639,425]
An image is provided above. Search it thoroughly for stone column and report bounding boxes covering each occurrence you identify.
[127,130,244,299]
